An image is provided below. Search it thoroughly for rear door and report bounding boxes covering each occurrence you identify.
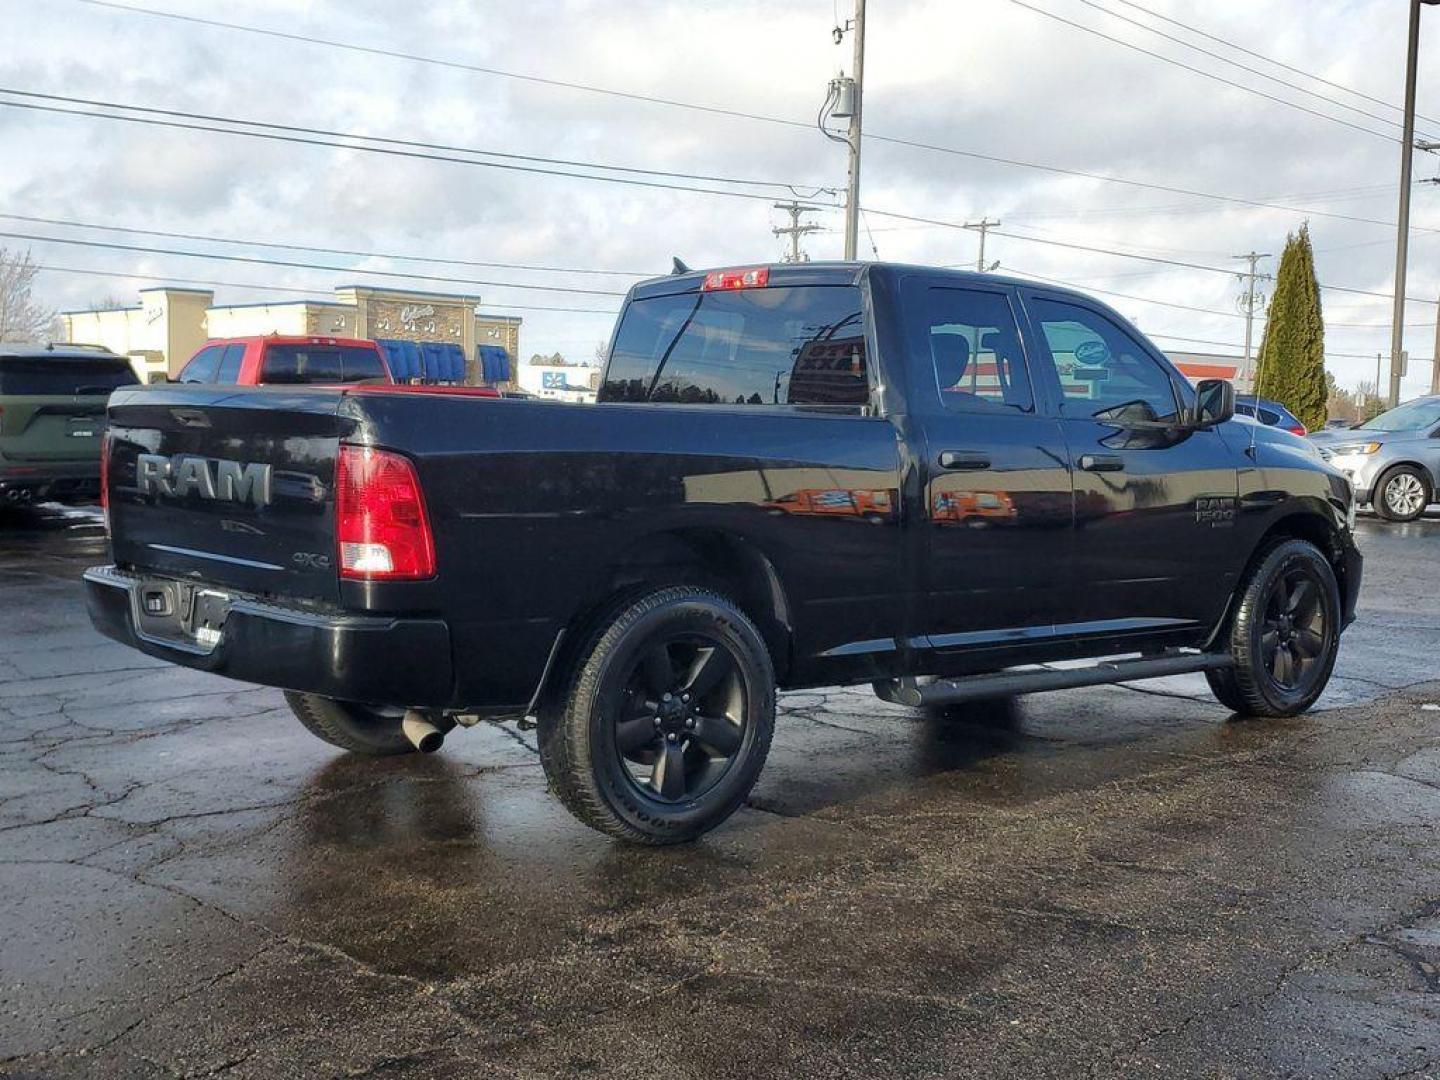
[106,387,352,603]
[897,277,1073,653]
[1018,288,1241,635]
[0,356,137,465]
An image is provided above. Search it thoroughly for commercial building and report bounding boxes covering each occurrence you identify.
[61,284,521,386]
[1165,351,1249,393]
[517,361,600,403]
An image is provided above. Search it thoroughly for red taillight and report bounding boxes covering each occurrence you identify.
[1287,424,1307,436]
[99,435,110,534]
[702,266,770,291]
[335,445,435,580]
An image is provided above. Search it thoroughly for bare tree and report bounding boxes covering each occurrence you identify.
[0,248,54,343]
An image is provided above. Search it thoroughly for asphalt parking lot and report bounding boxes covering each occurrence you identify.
[2,505,1439,1079]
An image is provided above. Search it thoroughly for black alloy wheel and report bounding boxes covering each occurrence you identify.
[538,585,776,844]
[1207,538,1340,718]
[1259,565,1328,694]
[614,635,748,804]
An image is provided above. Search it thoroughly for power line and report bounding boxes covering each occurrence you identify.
[0,230,630,297]
[0,88,829,194]
[1006,0,1404,144]
[863,204,1440,305]
[0,212,654,279]
[59,0,1440,232]
[1105,0,1440,128]
[33,262,620,316]
[1003,264,1434,329]
[1068,0,1436,141]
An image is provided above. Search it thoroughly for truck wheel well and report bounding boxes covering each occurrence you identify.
[1255,512,1349,602]
[550,530,793,702]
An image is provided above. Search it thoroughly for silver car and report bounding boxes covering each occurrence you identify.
[1309,396,1440,521]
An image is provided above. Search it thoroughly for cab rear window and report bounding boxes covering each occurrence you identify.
[262,345,387,384]
[601,285,870,411]
[0,358,139,395]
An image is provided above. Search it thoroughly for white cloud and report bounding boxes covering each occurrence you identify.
[3,0,1439,389]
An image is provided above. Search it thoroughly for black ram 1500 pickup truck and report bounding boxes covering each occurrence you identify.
[86,262,1362,844]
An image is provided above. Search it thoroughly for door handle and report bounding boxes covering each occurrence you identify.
[938,450,991,471]
[1078,453,1125,472]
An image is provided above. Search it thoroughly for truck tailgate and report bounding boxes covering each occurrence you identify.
[106,387,354,603]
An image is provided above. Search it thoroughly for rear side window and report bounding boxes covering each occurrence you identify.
[0,358,139,395]
[262,345,386,384]
[913,287,1033,413]
[215,343,246,384]
[601,285,870,411]
[178,345,224,383]
[1259,407,1281,426]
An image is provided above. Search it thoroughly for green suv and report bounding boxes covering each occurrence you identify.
[0,344,139,507]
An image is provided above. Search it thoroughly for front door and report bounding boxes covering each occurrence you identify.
[1018,289,1241,638]
[901,280,1073,655]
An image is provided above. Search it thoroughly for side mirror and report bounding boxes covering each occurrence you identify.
[1191,378,1235,428]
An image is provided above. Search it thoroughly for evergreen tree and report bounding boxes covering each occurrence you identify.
[1253,225,1327,430]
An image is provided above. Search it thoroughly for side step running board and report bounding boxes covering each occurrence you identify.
[872,652,1235,709]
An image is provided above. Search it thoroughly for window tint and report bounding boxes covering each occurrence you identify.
[1258,407,1280,426]
[215,343,246,384]
[1235,403,1257,418]
[178,345,223,384]
[1029,299,1180,424]
[916,287,1032,413]
[261,345,386,384]
[0,358,139,395]
[600,285,870,410]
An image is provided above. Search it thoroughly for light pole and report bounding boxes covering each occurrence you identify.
[1388,0,1440,407]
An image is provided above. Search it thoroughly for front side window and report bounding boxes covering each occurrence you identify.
[1029,299,1181,424]
[915,287,1032,413]
[178,345,223,384]
[600,285,870,411]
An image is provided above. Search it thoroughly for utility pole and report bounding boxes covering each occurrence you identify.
[842,0,866,260]
[772,202,823,263]
[965,219,1002,272]
[1233,251,1272,392]
[1388,0,1440,407]
[1432,293,1440,394]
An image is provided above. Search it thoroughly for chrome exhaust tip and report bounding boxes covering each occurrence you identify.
[402,710,445,753]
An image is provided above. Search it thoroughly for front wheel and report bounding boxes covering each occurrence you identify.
[1211,539,1340,717]
[538,586,776,845]
[1374,465,1431,523]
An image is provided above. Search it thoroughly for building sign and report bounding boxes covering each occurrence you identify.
[370,299,466,341]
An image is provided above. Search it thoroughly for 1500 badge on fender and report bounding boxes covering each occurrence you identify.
[1195,496,1237,526]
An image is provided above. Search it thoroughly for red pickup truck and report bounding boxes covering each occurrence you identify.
[176,336,394,386]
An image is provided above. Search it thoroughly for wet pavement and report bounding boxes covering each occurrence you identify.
[1,504,1439,1078]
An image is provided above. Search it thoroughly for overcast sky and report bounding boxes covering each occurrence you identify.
[5,0,1440,393]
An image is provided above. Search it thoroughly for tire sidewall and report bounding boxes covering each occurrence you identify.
[1238,541,1340,714]
[1376,465,1430,522]
[583,595,775,841]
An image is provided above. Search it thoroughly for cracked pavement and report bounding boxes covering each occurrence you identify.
[1,504,1439,1078]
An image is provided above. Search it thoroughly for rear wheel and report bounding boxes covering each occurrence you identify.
[538,586,775,845]
[1374,465,1430,523]
[285,692,451,755]
[1211,538,1340,717]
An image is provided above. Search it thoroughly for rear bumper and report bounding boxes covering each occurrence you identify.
[0,462,100,504]
[84,565,455,707]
